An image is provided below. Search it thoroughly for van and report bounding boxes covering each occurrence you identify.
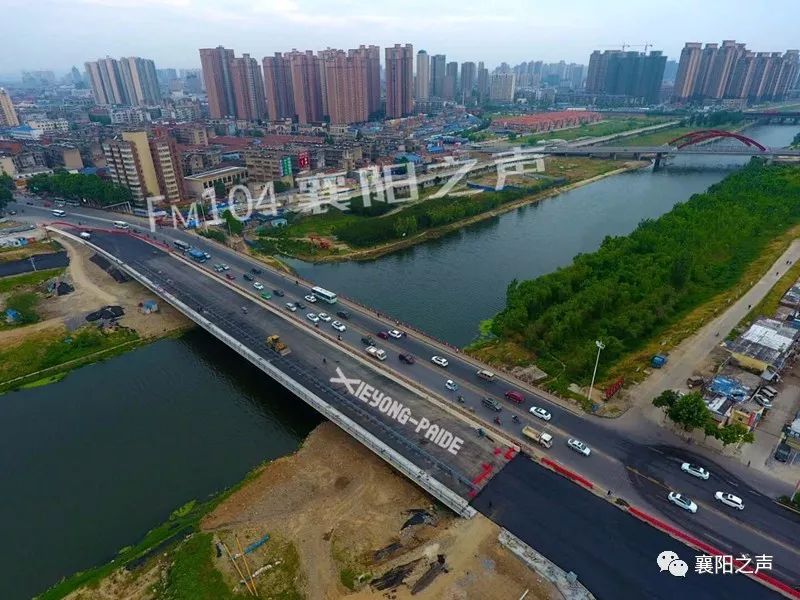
[476,369,496,382]
[113,220,130,229]
[51,209,66,217]
[482,397,502,412]
[504,390,524,404]
[759,387,777,399]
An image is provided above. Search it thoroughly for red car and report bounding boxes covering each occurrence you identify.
[504,390,524,404]
[225,273,236,280]
[399,353,415,364]
[377,331,389,340]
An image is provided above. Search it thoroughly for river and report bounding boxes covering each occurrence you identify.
[2,123,797,600]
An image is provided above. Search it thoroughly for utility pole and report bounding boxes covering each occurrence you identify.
[587,340,605,405]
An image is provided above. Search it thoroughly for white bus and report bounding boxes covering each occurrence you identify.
[113,220,130,229]
[312,286,338,304]
[51,209,66,217]
[173,239,191,252]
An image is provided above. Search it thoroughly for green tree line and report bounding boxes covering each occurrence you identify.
[653,390,754,446]
[27,172,133,206]
[490,161,800,380]
[0,173,13,211]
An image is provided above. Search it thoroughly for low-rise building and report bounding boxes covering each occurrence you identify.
[183,165,248,199]
[724,318,800,374]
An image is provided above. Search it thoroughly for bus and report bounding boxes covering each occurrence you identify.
[173,239,190,252]
[51,209,66,217]
[312,286,338,304]
[113,220,130,229]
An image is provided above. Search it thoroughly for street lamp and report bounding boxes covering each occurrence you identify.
[587,340,605,405]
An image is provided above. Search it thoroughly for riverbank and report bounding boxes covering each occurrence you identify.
[272,157,648,264]
[0,233,191,393]
[47,422,556,600]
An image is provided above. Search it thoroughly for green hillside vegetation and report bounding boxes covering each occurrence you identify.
[487,161,800,382]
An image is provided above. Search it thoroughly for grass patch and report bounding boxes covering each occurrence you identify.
[251,536,303,599]
[0,240,62,263]
[0,267,63,293]
[163,533,248,600]
[623,123,740,147]
[520,116,671,144]
[16,372,67,389]
[4,291,40,323]
[741,255,800,326]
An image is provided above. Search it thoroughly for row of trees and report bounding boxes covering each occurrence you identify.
[334,182,557,247]
[0,173,13,211]
[491,161,800,380]
[27,172,132,207]
[682,111,744,128]
[653,390,754,446]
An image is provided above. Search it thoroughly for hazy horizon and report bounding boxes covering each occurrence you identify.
[4,0,799,77]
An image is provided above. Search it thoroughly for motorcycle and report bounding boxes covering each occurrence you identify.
[457,395,465,403]
[493,417,501,425]
[512,415,520,424]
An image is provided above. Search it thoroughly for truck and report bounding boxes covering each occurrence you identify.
[266,335,291,356]
[522,425,553,449]
[188,248,207,263]
[365,346,387,361]
[651,354,668,369]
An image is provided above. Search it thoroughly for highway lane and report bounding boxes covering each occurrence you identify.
[14,198,800,589]
[476,456,781,600]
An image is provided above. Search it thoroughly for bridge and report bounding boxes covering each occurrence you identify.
[743,111,800,123]
[15,200,800,599]
[540,129,800,167]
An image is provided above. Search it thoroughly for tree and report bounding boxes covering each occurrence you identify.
[222,209,244,236]
[0,173,12,211]
[713,422,755,446]
[666,393,710,432]
[653,389,681,410]
[213,181,226,200]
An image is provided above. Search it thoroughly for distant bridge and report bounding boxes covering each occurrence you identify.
[742,111,800,123]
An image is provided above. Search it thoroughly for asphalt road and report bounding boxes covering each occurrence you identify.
[14,198,800,594]
[475,456,780,600]
[0,250,68,277]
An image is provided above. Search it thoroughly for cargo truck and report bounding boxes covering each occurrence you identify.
[266,335,291,356]
[522,425,553,449]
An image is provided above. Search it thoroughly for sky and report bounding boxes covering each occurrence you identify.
[3,0,799,77]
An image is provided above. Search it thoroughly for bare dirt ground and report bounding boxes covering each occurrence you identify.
[202,422,556,600]
[0,234,189,352]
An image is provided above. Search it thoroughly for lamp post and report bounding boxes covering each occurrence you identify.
[587,340,605,405]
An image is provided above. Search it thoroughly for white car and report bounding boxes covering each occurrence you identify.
[668,491,698,514]
[388,329,404,339]
[445,379,459,391]
[431,356,449,368]
[304,294,317,303]
[285,303,297,312]
[529,406,552,421]
[331,320,346,332]
[567,438,591,456]
[306,313,319,323]
[253,282,264,290]
[221,263,230,271]
[79,231,91,239]
[714,491,744,510]
[317,312,331,322]
[681,462,710,480]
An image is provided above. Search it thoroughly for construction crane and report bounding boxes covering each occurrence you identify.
[602,42,654,53]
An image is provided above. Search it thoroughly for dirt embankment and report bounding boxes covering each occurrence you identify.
[66,423,557,600]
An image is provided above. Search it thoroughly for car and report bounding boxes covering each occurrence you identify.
[225,273,236,280]
[8,210,16,215]
[317,312,331,322]
[714,491,744,510]
[482,396,502,411]
[431,356,449,368]
[774,443,792,463]
[567,438,591,456]
[754,395,773,409]
[361,335,375,345]
[388,329,404,339]
[445,379,459,391]
[295,301,306,310]
[331,320,346,332]
[377,331,389,339]
[253,282,264,290]
[304,294,317,303]
[336,310,351,320]
[243,273,254,281]
[399,353,415,364]
[529,406,552,421]
[203,252,211,260]
[285,303,297,312]
[306,313,319,323]
[273,289,285,297]
[79,231,92,240]
[505,390,524,404]
[260,292,272,300]
[668,491,698,514]
[221,264,230,271]
[251,267,262,274]
[681,462,710,480]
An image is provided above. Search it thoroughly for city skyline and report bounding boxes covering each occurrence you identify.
[4,0,800,76]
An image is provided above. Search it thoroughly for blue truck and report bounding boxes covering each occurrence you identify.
[188,248,207,263]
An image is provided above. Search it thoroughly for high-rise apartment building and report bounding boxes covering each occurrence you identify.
[585,49,665,103]
[199,46,236,118]
[262,53,296,121]
[102,130,183,206]
[431,54,446,98]
[230,54,267,120]
[416,50,430,100]
[460,62,476,104]
[443,61,458,100]
[322,49,369,124]
[489,73,516,103]
[85,56,161,106]
[673,40,799,102]
[352,45,381,116]
[385,44,414,119]
[477,62,489,103]
[286,50,324,124]
[0,88,20,127]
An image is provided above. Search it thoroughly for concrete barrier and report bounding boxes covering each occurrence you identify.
[50,226,477,519]
[539,457,594,490]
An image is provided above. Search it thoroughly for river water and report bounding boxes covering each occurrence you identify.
[2,123,797,600]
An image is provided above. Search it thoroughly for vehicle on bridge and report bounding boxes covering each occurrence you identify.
[668,491,698,514]
[482,396,502,412]
[399,352,415,364]
[522,425,553,449]
[311,286,338,304]
[680,462,710,480]
[504,390,524,404]
[431,355,449,368]
[365,345,387,361]
[529,406,552,421]
[567,438,591,457]
[173,239,190,252]
[266,335,291,356]
[188,248,207,263]
[476,369,496,382]
[715,491,744,510]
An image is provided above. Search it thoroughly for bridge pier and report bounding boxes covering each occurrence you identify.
[653,153,663,170]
